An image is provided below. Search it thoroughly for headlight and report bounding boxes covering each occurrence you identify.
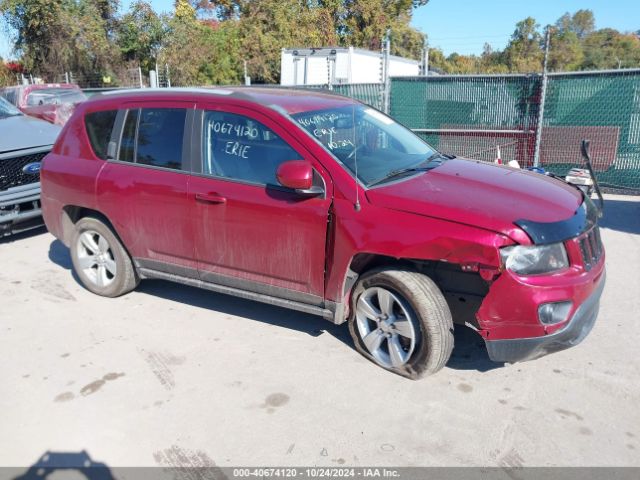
[500,243,569,275]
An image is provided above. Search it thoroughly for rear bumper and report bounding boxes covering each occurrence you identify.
[485,270,605,363]
[0,183,43,237]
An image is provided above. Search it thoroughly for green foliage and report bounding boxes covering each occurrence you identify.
[0,0,429,85]
[556,9,595,39]
[0,2,638,85]
[117,1,165,73]
[0,0,118,80]
[237,0,339,83]
[0,60,13,86]
[547,28,583,72]
[503,17,543,72]
[159,2,242,85]
[582,28,640,70]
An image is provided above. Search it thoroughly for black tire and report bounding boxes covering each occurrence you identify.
[348,268,454,379]
[70,216,139,297]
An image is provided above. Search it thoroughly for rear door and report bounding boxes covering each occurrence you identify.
[189,103,333,302]
[96,101,198,275]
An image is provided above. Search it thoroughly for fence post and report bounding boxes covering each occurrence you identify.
[138,66,144,88]
[422,40,429,76]
[165,64,171,88]
[149,70,158,88]
[244,60,251,86]
[383,30,391,114]
[533,28,551,167]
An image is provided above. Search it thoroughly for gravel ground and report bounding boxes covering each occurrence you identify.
[0,194,638,471]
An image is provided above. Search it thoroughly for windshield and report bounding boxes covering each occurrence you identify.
[26,88,87,107]
[292,105,436,186]
[0,96,22,118]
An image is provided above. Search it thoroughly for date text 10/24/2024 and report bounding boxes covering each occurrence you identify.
[232,468,401,478]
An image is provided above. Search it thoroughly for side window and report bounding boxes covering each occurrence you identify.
[85,110,118,160]
[136,108,186,170]
[116,108,186,169]
[202,111,301,185]
[118,108,139,163]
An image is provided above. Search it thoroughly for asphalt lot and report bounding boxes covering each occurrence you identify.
[0,194,639,471]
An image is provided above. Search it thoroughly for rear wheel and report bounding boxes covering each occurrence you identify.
[70,216,138,297]
[348,268,454,379]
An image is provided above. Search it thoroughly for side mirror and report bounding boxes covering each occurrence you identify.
[276,160,323,197]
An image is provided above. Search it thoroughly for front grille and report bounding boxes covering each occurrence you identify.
[578,226,603,271]
[0,152,47,191]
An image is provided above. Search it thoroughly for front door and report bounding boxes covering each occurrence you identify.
[189,105,332,303]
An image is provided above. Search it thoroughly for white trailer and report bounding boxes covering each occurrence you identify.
[280,47,421,86]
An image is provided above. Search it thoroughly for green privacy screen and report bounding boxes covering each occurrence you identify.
[387,70,640,192]
[541,71,640,191]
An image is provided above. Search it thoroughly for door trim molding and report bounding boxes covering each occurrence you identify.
[137,265,337,321]
[134,258,351,324]
[136,257,322,306]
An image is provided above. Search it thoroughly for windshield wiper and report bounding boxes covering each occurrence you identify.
[368,152,452,187]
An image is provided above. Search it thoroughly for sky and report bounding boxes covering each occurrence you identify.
[1,0,639,60]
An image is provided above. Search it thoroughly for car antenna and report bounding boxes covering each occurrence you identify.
[352,104,361,211]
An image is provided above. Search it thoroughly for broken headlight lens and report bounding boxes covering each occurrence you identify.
[500,243,569,275]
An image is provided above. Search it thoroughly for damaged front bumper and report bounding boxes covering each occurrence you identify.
[485,270,605,363]
[0,183,44,237]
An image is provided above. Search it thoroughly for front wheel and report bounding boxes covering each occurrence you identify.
[348,268,454,379]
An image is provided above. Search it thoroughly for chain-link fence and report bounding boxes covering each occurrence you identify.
[390,74,540,165]
[542,70,640,191]
[42,67,144,89]
[331,83,384,111]
[387,69,640,193]
[63,68,145,88]
[7,59,639,192]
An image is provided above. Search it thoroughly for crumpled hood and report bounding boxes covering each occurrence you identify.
[365,158,583,242]
[0,114,61,154]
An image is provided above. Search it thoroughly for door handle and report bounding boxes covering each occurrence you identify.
[195,193,226,204]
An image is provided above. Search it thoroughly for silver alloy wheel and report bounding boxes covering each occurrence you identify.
[76,230,117,288]
[355,287,417,368]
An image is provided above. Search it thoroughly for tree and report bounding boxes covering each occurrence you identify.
[582,28,640,70]
[0,59,13,86]
[233,0,427,83]
[426,47,447,72]
[547,27,583,72]
[445,52,479,74]
[0,0,67,76]
[117,1,165,73]
[159,0,242,85]
[479,43,508,73]
[322,0,427,55]
[503,17,543,72]
[564,9,595,39]
[0,0,118,80]
[236,0,338,83]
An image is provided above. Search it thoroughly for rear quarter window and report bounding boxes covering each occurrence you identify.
[84,110,117,160]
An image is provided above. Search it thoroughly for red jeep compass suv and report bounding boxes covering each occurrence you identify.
[40,88,606,378]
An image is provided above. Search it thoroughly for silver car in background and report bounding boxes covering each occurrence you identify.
[0,97,61,237]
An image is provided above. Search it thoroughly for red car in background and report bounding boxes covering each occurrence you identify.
[0,83,87,126]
